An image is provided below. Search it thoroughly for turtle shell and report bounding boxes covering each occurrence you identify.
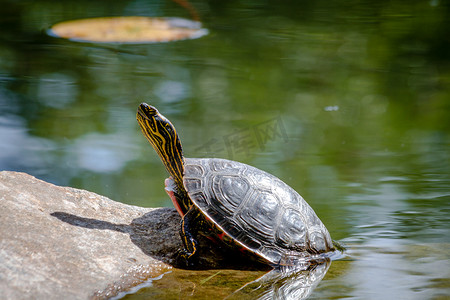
[183,157,334,265]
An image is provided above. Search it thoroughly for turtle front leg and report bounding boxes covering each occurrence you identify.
[178,205,201,266]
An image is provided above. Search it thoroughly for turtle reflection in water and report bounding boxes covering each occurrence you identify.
[230,260,331,300]
[136,103,342,267]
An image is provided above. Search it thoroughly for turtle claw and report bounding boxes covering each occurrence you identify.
[175,249,197,269]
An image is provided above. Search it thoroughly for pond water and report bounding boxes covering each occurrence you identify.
[1,0,449,299]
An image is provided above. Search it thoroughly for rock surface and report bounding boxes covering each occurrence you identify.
[0,171,223,300]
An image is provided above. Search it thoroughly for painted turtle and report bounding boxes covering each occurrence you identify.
[136,103,336,266]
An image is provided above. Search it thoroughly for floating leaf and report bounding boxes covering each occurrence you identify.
[49,16,208,43]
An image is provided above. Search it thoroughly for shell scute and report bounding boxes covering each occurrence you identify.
[185,163,205,177]
[239,192,280,234]
[211,159,240,172]
[259,247,282,263]
[272,180,303,210]
[245,170,273,192]
[275,208,307,250]
[189,191,208,207]
[212,175,249,214]
[308,228,327,252]
[184,178,203,193]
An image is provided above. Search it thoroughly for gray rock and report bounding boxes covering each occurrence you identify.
[0,171,269,299]
[0,171,180,299]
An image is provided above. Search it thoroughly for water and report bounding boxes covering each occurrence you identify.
[1,0,449,299]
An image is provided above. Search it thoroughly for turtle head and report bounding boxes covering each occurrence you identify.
[137,103,185,187]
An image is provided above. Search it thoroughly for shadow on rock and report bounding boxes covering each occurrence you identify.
[51,208,269,270]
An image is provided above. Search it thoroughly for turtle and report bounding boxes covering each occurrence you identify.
[136,103,337,267]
